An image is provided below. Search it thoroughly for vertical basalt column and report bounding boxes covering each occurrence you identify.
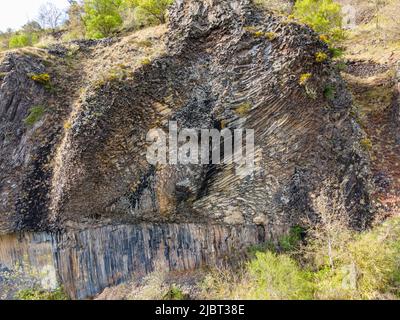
[0,223,265,299]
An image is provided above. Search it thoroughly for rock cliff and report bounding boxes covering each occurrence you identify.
[0,0,373,298]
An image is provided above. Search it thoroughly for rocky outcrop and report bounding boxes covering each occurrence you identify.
[0,0,373,298]
[0,223,264,299]
[0,52,60,234]
[46,0,372,231]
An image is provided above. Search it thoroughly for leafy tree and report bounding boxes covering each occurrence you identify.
[83,0,124,39]
[130,0,173,24]
[293,0,344,41]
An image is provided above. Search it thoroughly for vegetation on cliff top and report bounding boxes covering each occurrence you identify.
[0,0,173,50]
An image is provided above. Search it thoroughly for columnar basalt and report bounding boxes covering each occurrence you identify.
[0,223,264,299]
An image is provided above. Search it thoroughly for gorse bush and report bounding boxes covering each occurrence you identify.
[30,73,51,85]
[299,73,312,85]
[293,0,345,42]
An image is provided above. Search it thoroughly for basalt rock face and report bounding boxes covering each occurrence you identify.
[0,0,373,298]
[49,0,373,231]
[0,53,60,234]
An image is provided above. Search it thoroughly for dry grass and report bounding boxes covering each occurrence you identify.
[87,25,167,86]
[338,0,400,64]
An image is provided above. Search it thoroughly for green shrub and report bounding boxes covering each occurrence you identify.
[246,252,314,300]
[163,285,187,300]
[324,85,335,100]
[329,47,344,59]
[24,106,45,126]
[279,226,304,252]
[311,218,400,299]
[16,287,68,300]
[128,0,173,25]
[201,217,400,300]
[293,0,345,42]
[8,34,31,49]
[29,73,53,91]
[249,226,304,256]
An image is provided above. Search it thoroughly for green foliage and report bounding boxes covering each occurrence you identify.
[279,226,304,252]
[16,287,68,300]
[334,60,347,71]
[24,106,45,126]
[246,252,314,300]
[324,85,335,100]
[249,226,304,256]
[29,73,53,91]
[84,0,124,39]
[329,46,344,59]
[163,285,186,300]
[8,34,31,48]
[128,0,173,24]
[311,218,400,299]
[293,0,345,42]
[202,218,400,300]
